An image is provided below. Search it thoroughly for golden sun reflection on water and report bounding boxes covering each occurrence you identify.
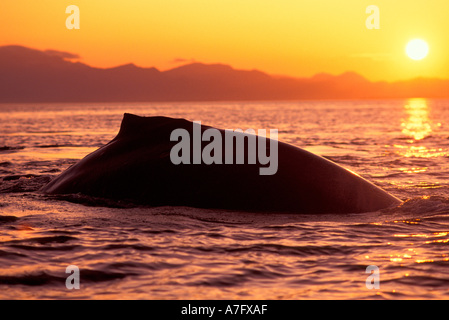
[401,98,432,141]
[369,217,449,271]
[396,98,446,159]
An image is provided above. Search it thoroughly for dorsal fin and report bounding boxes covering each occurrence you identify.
[115,113,190,138]
[116,113,148,137]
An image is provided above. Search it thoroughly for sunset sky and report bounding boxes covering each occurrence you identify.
[2,0,448,82]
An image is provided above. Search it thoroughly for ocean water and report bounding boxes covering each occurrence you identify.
[1,99,449,300]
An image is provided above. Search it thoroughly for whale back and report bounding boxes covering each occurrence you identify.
[41,114,402,213]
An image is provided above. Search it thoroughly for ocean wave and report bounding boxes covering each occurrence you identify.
[0,175,52,193]
[8,235,77,245]
[383,275,449,288]
[0,215,18,223]
[0,162,12,167]
[0,249,26,258]
[43,193,139,208]
[389,196,449,215]
[0,146,25,153]
[194,243,356,258]
[0,272,66,286]
[0,269,128,287]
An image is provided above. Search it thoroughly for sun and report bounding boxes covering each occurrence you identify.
[406,39,429,61]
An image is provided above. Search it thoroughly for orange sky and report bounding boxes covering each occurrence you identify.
[1,0,448,81]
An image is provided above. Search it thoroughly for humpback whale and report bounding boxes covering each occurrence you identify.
[41,114,402,213]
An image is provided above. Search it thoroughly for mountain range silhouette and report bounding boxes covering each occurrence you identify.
[1,45,448,102]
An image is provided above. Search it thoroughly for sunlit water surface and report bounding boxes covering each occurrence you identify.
[1,99,449,299]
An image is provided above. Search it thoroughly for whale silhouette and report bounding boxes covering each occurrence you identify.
[41,113,402,213]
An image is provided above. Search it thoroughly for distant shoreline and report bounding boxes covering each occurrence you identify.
[1,45,449,103]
